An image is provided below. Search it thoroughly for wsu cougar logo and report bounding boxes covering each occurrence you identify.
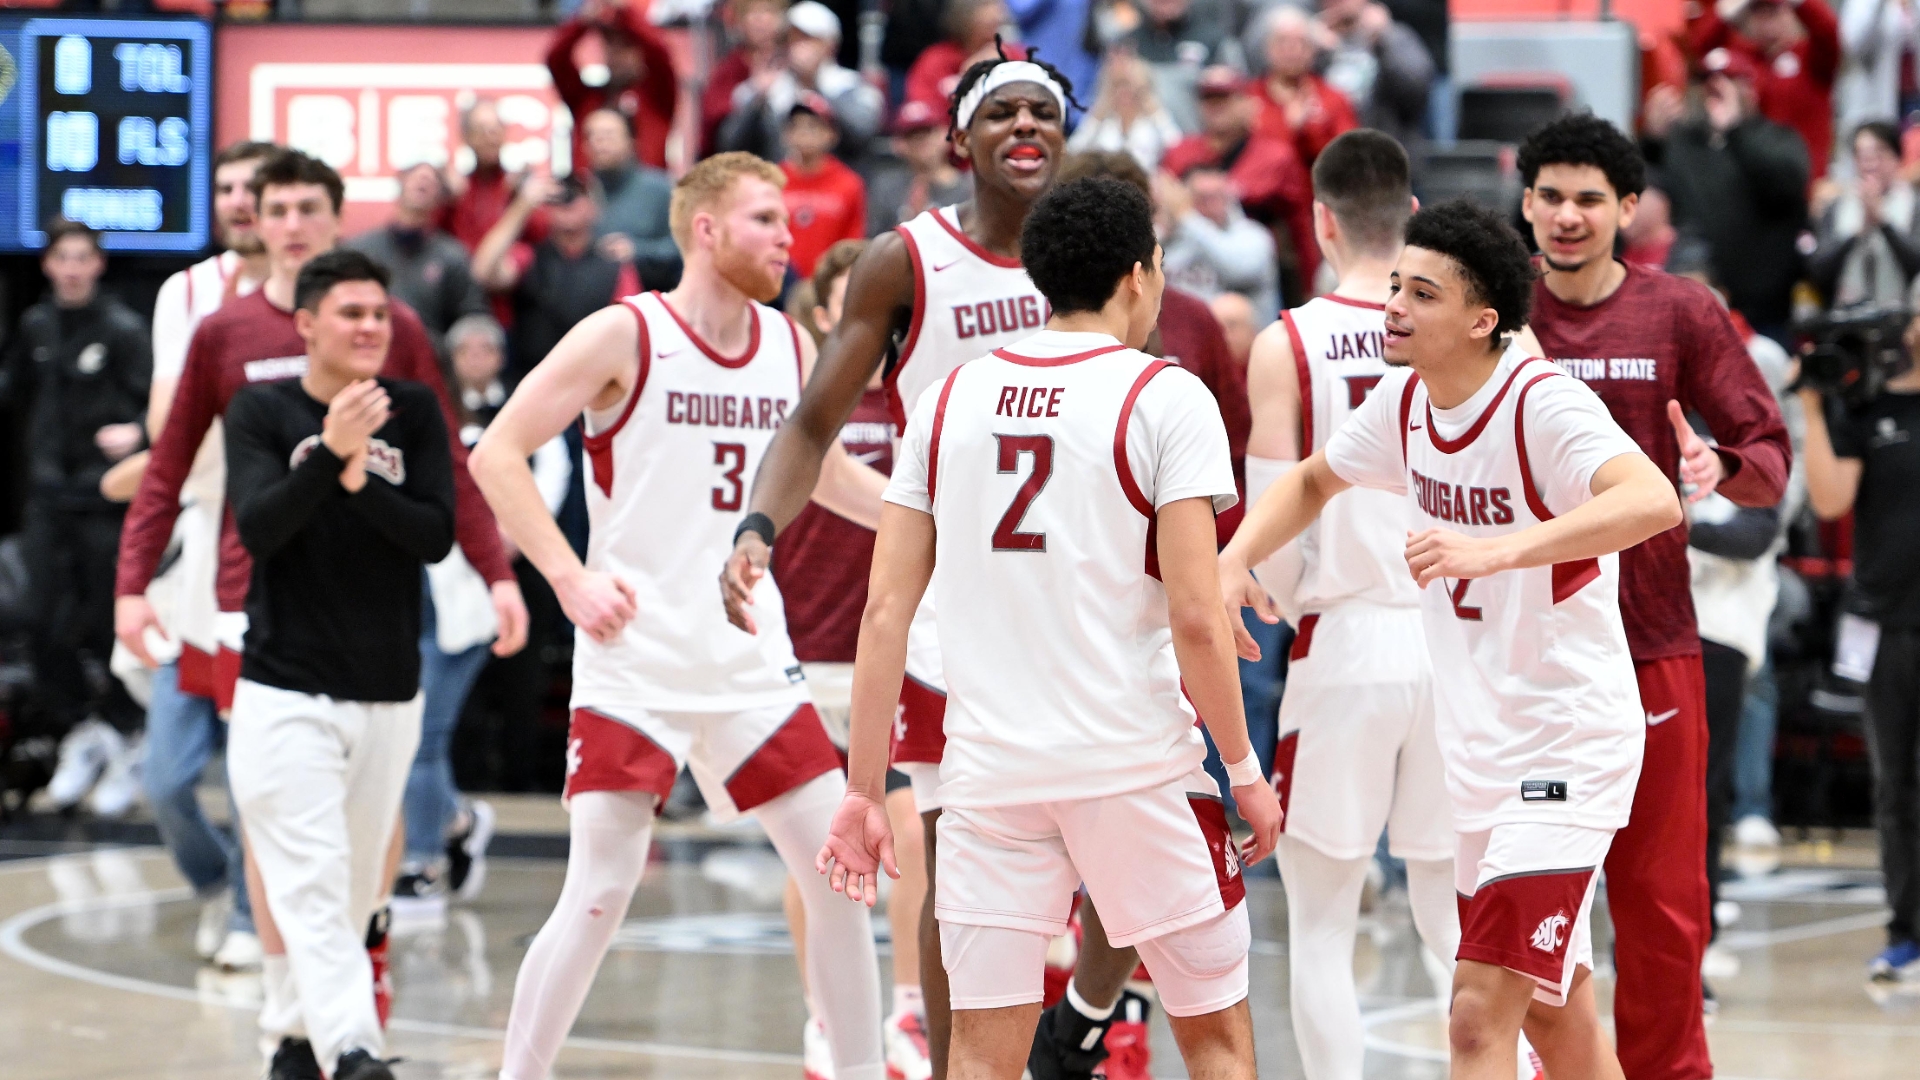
[1530,911,1571,953]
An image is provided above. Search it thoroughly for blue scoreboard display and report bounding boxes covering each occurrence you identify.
[0,16,211,253]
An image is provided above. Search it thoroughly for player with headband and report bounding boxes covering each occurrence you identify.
[720,48,1153,1080]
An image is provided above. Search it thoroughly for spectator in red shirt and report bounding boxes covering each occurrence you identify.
[700,0,791,158]
[904,0,1023,112]
[1687,0,1841,177]
[780,95,867,277]
[1161,66,1317,298]
[442,100,540,255]
[548,0,680,171]
[1252,6,1359,170]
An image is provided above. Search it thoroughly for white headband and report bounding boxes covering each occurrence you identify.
[954,60,1068,130]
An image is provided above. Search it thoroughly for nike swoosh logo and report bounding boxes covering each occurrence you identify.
[656,347,684,359]
[1646,708,1680,726]
[1408,423,1424,431]
[932,257,963,272]
[852,450,884,464]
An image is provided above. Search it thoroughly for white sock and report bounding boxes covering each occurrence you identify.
[1066,979,1118,1021]
[891,984,923,1020]
[1275,836,1371,1080]
[259,952,306,1041]
[498,791,656,1080]
[758,773,886,1080]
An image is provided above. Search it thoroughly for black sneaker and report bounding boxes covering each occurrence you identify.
[1026,995,1111,1080]
[333,1049,395,1080]
[266,1037,321,1080]
[444,799,495,900]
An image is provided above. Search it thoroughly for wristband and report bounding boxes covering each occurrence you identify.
[1224,751,1264,788]
[734,511,776,548]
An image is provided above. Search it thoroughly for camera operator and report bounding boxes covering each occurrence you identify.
[1798,290,1920,980]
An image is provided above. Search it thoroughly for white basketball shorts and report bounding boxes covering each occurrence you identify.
[1273,603,1451,861]
[1454,822,1613,1006]
[565,700,841,822]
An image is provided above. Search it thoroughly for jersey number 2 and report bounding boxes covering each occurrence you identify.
[992,434,1053,551]
[712,442,746,511]
[1448,579,1483,622]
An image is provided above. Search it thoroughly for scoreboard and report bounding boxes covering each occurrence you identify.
[1,16,211,253]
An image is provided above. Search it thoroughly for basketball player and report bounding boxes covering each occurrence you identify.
[467,152,885,1080]
[1518,115,1790,1080]
[1222,200,1682,1080]
[112,139,276,971]
[1241,130,1463,1080]
[225,249,455,1080]
[111,148,524,1076]
[818,174,1279,1080]
[774,239,935,1080]
[720,52,1149,1080]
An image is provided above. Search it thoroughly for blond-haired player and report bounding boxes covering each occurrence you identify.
[471,153,886,1080]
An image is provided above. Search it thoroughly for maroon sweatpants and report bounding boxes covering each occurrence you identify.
[1604,654,1713,1080]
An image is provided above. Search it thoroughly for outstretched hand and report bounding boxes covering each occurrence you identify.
[1218,554,1279,661]
[1668,400,1722,503]
[816,791,899,907]
[720,534,770,634]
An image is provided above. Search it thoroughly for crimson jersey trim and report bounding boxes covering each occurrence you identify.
[1281,310,1312,456]
[1510,365,1602,603]
[649,289,759,368]
[1114,361,1173,581]
[781,313,805,383]
[583,299,653,496]
[931,205,1023,269]
[991,343,1126,368]
[1319,294,1387,312]
[1397,373,1419,463]
[888,225,929,429]
[1426,358,1535,454]
[926,367,963,505]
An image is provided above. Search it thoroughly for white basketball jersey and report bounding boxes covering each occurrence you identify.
[1281,295,1421,613]
[152,251,257,655]
[883,330,1238,808]
[888,205,1052,692]
[1325,350,1646,831]
[570,292,810,713]
[888,205,1050,428]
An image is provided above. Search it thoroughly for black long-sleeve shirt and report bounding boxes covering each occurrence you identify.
[226,377,454,701]
[0,293,150,501]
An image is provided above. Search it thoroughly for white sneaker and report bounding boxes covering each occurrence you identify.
[46,719,119,809]
[1702,942,1742,979]
[195,891,233,960]
[1714,900,1742,929]
[87,733,144,818]
[803,1015,835,1080]
[884,1009,932,1080]
[214,929,263,972]
[1734,814,1781,848]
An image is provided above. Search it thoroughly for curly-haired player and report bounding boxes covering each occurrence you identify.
[819,174,1279,1080]
[719,50,1160,1080]
[1224,199,1682,1080]
[1520,114,1790,1080]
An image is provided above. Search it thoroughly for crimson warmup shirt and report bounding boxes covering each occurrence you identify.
[770,387,895,662]
[781,156,867,279]
[1528,262,1791,662]
[116,289,512,609]
[1156,287,1250,542]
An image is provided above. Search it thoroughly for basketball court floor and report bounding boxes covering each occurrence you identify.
[0,802,1914,1079]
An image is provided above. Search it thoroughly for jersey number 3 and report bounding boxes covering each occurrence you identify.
[712,442,746,511]
[992,434,1052,551]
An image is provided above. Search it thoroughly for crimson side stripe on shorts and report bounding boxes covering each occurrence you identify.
[1282,310,1312,456]
[925,366,963,505]
[1115,361,1174,581]
[583,298,652,496]
[887,225,928,429]
[1511,364,1600,603]
[1289,613,1320,661]
[1272,730,1300,832]
[723,704,841,812]
[1187,793,1248,909]
[567,708,680,807]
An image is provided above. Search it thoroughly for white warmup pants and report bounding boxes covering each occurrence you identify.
[229,678,422,1070]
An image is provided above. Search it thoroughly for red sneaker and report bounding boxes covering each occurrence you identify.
[366,906,392,1029]
[1093,991,1152,1080]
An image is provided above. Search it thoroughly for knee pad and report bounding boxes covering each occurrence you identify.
[1133,906,1252,1017]
[939,922,1048,1011]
